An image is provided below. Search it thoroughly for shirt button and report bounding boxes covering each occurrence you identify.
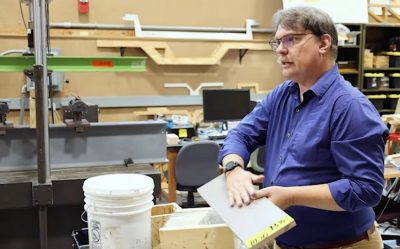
[279,156,283,162]
[295,108,300,112]
[287,132,291,138]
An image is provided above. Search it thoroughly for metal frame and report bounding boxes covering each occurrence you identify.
[31,1,51,248]
[4,2,148,249]
[0,56,146,72]
[0,121,167,171]
[5,93,267,110]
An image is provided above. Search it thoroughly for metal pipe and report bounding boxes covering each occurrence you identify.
[38,206,48,249]
[50,22,273,33]
[33,0,50,249]
[29,1,34,25]
[33,0,50,184]
[33,64,50,183]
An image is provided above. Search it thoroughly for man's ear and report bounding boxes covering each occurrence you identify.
[319,34,332,55]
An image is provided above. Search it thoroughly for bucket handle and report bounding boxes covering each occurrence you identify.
[81,210,88,223]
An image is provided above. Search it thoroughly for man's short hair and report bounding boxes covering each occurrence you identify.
[272,6,338,60]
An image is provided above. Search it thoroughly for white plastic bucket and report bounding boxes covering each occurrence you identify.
[84,196,154,213]
[83,173,154,249]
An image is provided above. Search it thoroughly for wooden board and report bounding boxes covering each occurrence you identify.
[97,40,271,65]
[198,175,295,248]
[159,207,235,249]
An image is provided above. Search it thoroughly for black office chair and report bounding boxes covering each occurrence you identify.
[374,179,400,243]
[175,141,220,208]
[249,145,266,175]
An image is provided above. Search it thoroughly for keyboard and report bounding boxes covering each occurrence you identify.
[207,131,228,140]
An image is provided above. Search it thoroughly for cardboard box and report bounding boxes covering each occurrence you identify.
[364,49,373,68]
[373,55,389,68]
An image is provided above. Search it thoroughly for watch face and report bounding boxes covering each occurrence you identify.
[225,161,241,172]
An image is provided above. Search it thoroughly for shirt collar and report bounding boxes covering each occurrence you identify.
[309,65,339,99]
[286,65,339,99]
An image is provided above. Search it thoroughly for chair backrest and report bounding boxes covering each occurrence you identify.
[250,145,266,173]
[175,141,220,187]
[374,195,400,223]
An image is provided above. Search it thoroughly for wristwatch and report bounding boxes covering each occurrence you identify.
[224,161,243,174]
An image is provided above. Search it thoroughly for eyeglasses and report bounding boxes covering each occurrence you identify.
[269,33,313,52]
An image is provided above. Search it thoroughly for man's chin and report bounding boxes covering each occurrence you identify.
[281,70,291,79]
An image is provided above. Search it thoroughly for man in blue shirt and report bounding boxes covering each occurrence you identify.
[219,6,389,249]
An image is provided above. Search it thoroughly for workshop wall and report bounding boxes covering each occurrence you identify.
[0,0,284,123]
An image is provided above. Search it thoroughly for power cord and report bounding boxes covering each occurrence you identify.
[19,0,27,30]
[377,178,399,222]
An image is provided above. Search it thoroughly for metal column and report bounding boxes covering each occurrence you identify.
[32,1,51,249]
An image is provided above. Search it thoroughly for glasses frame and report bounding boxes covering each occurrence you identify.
[269,33,313,52]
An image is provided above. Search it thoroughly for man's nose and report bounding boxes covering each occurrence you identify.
[275,42,288,54]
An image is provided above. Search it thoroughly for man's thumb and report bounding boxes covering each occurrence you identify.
[251,174,264,184]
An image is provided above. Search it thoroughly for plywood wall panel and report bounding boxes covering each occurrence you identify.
[1,0,284,122]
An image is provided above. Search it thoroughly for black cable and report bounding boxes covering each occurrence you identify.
[45,0,51,53]
[49,75,55,124]
[377,196,392,222]
[383,225,391,233]
[19,0,28,30]
[376,178,398,222]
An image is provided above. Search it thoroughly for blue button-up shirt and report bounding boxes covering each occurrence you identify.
[219,66,388,246]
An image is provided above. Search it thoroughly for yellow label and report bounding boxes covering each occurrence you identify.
[79,31,89,36]
[178,128,188,138]
[244,215,294,248]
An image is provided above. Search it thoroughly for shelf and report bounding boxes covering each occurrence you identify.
[362,89,400,93]
[339,69,358,74]
[338,45,360,48]
[365,23,400,28]
[378,109,395,114]
[363,68,400,71]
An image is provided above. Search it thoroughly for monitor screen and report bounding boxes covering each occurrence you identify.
[202,89,251,122]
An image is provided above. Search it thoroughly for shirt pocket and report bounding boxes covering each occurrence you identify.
[289,118,330,164]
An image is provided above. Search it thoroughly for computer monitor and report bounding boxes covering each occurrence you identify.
[202,89,251,123]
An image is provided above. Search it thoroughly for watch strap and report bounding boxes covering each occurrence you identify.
[224,161,242,174]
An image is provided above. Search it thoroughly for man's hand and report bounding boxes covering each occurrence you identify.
[254,184,344,211]
[254,186,294,210]
[225,167,264,207]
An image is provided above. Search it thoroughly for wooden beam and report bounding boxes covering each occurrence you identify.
[0,27,270,41]
[97,39,270,65]
[0,28,136,39]
[368,9,384,23]
[388,7,400,22]
[368,2,400,23]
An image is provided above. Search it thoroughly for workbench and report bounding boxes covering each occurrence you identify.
[0,164,161,249]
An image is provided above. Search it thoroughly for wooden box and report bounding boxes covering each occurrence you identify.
[158,207,236,249]
[373,55,389,68]
[152,203,182,249]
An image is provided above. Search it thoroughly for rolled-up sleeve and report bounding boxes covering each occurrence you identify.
[218,92,273,165]
[329,96,388,212]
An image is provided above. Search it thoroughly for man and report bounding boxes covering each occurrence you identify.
[219,6,388,249]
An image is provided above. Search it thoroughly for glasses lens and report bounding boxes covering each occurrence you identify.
[281,35,295,48]
[269,40,279,51]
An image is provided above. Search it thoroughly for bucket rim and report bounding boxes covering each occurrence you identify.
[83,173,154,198]
[86,202,154,216]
